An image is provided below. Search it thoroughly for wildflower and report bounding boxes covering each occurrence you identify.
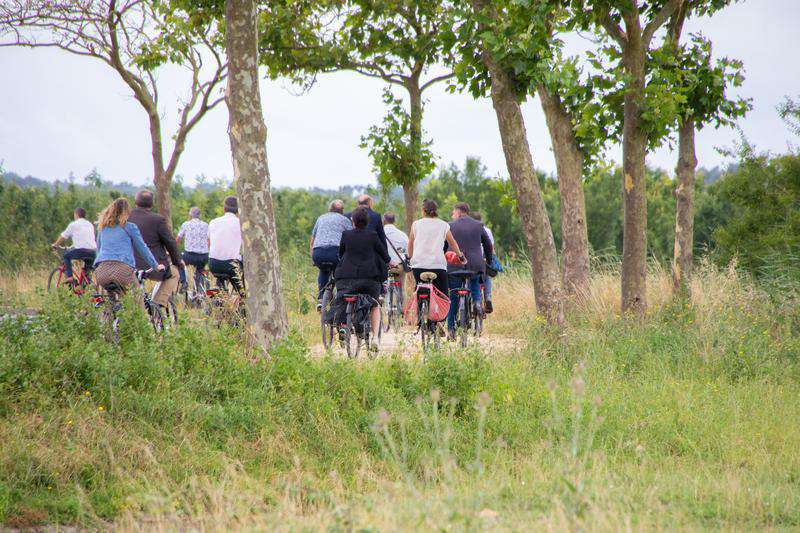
[570,376,585,397]
[67,419,73,426]
[477,391,491,408]
[84,391,91,397]
[98,406,105,412]
[429,389,440,403]
[372,409,390,432]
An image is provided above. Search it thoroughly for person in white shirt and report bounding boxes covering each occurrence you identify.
[382,211,409,295]
[176,206,210,289]
[208,196,244,294]
[51,207,97,284]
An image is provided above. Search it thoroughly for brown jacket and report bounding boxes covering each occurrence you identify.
[128,208,181,278]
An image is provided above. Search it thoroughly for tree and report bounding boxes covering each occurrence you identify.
[360,88,436,218]
[259,0,455,232]
[660,3,749,296]
[455,0,564,324]
[224,0,289,351]
[567,0,688,316]
[0,0,227,223]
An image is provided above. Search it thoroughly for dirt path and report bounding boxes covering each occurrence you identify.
[308,325,525,359]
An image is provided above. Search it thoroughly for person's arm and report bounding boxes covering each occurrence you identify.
[53,223,70,247]
[176,222,186,246]
[481,227,494,264]
[406,227,415,262]
[338,233,346,260]
[445,230,466,264]
[129,225,159,270]
[375,213,389,252]
[158,216,182,266]
[310,219,318,255]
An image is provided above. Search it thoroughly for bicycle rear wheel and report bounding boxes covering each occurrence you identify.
[458,296,470,348]
[148,302,165,333]
[320,287,335,350]
[420,300,431,352]
[47,267,64,292]
[472,301,483,338]
[344,304,359,359]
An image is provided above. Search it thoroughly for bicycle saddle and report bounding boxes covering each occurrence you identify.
[419,271,438,282]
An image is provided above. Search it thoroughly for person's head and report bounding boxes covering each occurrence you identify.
[470,211,482,221]
[356,194,372,209]
[135,189,154,209]
[98,198,130,230]
[329,199,344,214]
[422,199,438,218]
[223,196,238,214]
[352,206,370,229]
[74,207,87,220]
[189,206,201,219]
[382,212,396,226]
[452,202,470,220]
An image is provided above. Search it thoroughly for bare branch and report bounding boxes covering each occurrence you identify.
[420,72,455,93]
[597,8,627,46]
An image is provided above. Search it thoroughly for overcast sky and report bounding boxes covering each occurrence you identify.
[1,0,798,189]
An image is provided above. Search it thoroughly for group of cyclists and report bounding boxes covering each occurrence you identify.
[53,192,245,316]
[311,194,499,348]
[54,189,500,349]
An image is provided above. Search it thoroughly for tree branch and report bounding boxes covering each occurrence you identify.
[643,0,685,45]
[597,8,627,46]
[420,72,455,92]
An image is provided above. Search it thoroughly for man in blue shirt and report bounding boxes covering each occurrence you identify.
[311,199,352,305]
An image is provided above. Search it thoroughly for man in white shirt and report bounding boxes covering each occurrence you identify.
[177,206,210,289]
[208,196,244,294]
[382,212,409,264]
[51,207,97,284]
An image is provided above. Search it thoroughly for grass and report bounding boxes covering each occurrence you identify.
[0,257,799,530]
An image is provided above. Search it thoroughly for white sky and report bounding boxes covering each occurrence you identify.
[1,0,798,188]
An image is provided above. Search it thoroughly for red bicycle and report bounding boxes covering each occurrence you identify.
[48,246,95,294]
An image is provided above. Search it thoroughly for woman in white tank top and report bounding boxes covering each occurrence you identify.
[407,199,465,297]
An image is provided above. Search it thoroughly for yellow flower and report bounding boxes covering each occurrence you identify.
[67,419,73,425]
[84,391,91,397]
[98,406,105,412]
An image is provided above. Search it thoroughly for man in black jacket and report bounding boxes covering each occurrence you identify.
[128,190,183,307]
[446,202,493,333]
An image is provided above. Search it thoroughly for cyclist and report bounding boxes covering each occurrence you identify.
[208,196,244,295]
[128,190,182,309]
[334,207,391,350]
[93,198,164,291]
[445,202,493,337]
[51,207,97,286]
[347,195,389,292]
[310,199,351,307]
[470,211,499,314]
[407,199,466,307]
[176,206,209,291]
[383,211,409,310]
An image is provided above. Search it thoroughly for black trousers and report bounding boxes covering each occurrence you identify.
[209,258,245,295]
[412,268,448,296]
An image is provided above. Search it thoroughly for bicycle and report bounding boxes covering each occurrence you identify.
[449,270,483,348]
[318,261,337,350]
[203,272,245,328]
[48,246,95,294]
[340,293,382,359]
[182,264,210,308]
[415,271,442,352]
[384,266,405,333]
[92,283,124,344]
[136,269,178,333]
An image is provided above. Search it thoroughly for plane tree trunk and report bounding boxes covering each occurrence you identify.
[224,0,289,352]
[672,116,696,297]
[538,85,591,297]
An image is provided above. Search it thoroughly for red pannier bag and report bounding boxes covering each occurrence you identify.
[404,284,450,325]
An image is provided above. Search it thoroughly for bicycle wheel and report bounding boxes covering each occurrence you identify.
[370,305,382,358]
[420,300,430,352]
[472,301,484,338]
[344,303,359,359]
[458,296,470,348]
[148,302,165,333]
[47,267,65,292]
[163,297,179,329]
[383,288,393,333]
[320,287,335,350]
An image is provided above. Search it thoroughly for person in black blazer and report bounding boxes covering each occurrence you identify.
[346,194,389,282]
[335,207,391,344]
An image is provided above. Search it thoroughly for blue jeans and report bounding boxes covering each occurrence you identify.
[313,246,340,300]
[447,274,482,331]
[63,248,96,278]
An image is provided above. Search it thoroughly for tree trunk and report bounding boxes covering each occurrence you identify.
[145,110,172,224]
[621,38,649,317]
[538,85,590,297]
[404,79,423,232]
[672,116,696,297]
[478,49,563,324]
[224,0,289,352]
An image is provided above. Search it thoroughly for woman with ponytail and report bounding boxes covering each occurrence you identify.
[94,198,163,291]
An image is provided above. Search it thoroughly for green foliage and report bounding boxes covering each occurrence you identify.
[712,151,800,275]
[360,89,436,191]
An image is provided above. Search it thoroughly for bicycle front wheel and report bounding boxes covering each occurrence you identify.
[47,267,64,292]
[148,302,165,333]
[320,288,335,350]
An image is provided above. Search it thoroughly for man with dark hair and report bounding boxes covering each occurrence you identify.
[128,189,183,307]
[52,207,97,285]
[445,201,493,335]
[208,196,244,294]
